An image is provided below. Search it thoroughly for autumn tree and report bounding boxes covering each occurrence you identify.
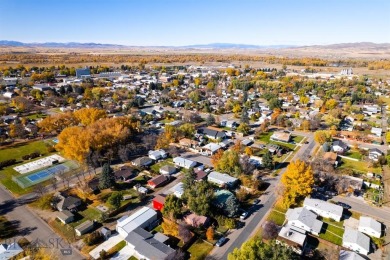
[281,159,314,208]
[73,107,107,126]
[237,123,251,136]
[228,238,299,260]
[38,112,77,134]
[206,226,215,240]
[215,150,241,176]
[211,149,224,168]
[262,221,279,240]
[314,130,332,145]
[162,219,179,237]
[178,224,192,243]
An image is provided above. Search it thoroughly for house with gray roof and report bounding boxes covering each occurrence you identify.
[56,194,82,212]
[303,197,343,221]
[339,250,365,260]
[286,207,323,235]
[56,210,75,224]
[208,171,238,187]
[125,227,176,260]
[159,165,177,175]
[116,207,158,238]
[173,157,197,169]
[342,228,370,256]
[358,216,382,238]
[75,220,94,236]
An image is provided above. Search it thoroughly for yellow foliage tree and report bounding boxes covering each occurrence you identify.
[56,126,90,163]
[314,130,331,145]
[206,226,215,241]
[211,149,224,168]
[73,107,107,126]
[38,112,77,133]
[281,159,314,208]
[162,219,179,237]
[244,146,253,156]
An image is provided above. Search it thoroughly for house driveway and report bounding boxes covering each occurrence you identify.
[89,234,123,259]
[111,245,135,260]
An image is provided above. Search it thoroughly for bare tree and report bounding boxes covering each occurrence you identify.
[33,183,47,196]
[262,221,279,240]
[50,177,58,191]
[178,224,192,243]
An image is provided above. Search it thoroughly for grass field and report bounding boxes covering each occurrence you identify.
[339,158,382,174]
[256,132,273,143]
[150,158,174,174]
[292,135,304,144]
[0,140,51,195]
[344,150,363,160]
[188,239,214,260]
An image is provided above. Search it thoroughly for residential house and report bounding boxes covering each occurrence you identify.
[270,131,291,143]
[125,227,176,260]
[208,171,238,187]
[241,139,253,146]
[148,149,168,160]
[152,194,166,211]
[303,198,344,221]
[285,207,323,235]
[0,243,23,259]
[87,178,100,194]
[368,148,382,162]
[332,140,349,154]
[173,157,197,169]
[198,127,226,140]
[56,194,82,212]
[323,152,339,167]
[358,216,382,238]
[194,169,207,181]
[75,220,94,236]
[184,212,210,228]
[179,138,199,149]
[339,250,365,260]
[147,175,169,189]
[371,127,382,137]
[342,228,370,256]
[277,224,307,255]
[56,210,75,224]
[159,165,177,175]
[116,207,158,238]
[200,143,222,155]
[268,144,281,154]
[114,166,136,181]
[169,182,184,198]
[132,157,154,168]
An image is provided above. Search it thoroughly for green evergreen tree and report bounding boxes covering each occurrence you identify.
[99,163,115,189]
[262,151,274,170]
[107,192,123,209]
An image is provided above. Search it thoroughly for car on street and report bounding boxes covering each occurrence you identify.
[240,211,249,220]
[216,237,227,247]
[336,202,351,209]
[253,199,260,205]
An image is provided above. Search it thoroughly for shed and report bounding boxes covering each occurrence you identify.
[75,220,94,236]
[152,194,167,211]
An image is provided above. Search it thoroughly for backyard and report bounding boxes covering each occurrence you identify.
[318,218,344,246]
[339,157,382,174]
[187,239,214,260]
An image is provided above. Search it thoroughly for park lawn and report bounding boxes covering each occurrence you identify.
[257,132,273,143]
[149,158,174,174]
[0,140,49,162]
[344,150,363,160]
[292,135,304,144]
[339,158,382,174]
[188,239,214,260]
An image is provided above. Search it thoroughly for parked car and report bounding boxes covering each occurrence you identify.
[336,202,351,209]
[216,237,227,247]
[240,211,249,220]
[253,199,260,205]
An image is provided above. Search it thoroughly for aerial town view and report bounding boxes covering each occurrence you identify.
[0,0,390,259]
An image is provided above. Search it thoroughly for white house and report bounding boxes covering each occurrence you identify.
[173,157,197,169]
[285,207,323,235]
[201,143,222,155]
[368,148,382,162]
[371,127,382,137]
[277,224,307,255]
[339,250,365,260]
[332,140,349,154]
[169,182,184,198]
[303,198,343,221]
[207,171,238,187]
[116,207,158,238]
[159,165,177,175]
[148,149,168,160]
[342,228,370,256]
[358,216,382,238]
[0,243,23,259]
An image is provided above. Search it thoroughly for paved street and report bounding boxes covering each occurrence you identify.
[207,131,317,259]
[0,186,84,259]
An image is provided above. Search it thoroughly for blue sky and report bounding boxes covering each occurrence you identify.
[0,0,389,46]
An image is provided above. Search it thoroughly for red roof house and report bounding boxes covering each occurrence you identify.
[152,194,167,211]
[147,175,169,189]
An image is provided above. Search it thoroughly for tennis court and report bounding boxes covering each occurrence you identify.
[13,161,78,189]
[27,164,68,182]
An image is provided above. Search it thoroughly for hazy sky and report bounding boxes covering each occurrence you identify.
[1,0,389,46]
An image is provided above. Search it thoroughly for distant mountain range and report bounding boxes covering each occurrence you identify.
[0,40,389,50]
